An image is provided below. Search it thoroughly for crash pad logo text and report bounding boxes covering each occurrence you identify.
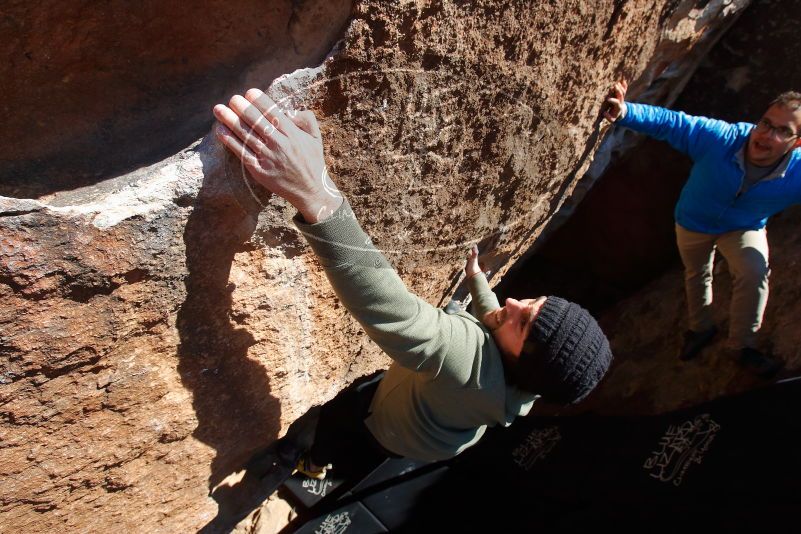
[643,413,720,486]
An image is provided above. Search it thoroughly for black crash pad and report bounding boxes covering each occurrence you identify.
[289,377,801,533]
[403,377,801,532]
[294,502,387,534]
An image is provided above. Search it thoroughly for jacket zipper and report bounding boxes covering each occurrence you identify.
[716,168,745,225]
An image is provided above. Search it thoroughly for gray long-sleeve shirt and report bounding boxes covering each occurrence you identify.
[295,200,536,461]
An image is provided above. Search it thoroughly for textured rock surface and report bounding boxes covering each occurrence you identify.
[507,0,801,414]
[1,1,750,532]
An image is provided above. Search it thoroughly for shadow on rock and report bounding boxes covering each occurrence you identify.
[176,136,282,500]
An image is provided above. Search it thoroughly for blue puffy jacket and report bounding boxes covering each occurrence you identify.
[618,102,801,234]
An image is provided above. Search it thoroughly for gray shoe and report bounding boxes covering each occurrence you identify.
[738,348,783,379]
[678,326,718,361]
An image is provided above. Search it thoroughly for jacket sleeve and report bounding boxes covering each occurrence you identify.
[294,200,483,379]
[618,102,738,161]
[467,273,500,321]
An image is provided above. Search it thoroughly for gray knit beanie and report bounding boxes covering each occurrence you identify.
[513,296,613,405]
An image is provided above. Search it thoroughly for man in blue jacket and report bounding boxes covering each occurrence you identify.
[604,81,801,378]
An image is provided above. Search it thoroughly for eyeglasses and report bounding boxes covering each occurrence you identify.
[754,118,798,141]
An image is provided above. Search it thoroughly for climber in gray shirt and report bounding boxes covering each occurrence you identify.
[213,88,613,477]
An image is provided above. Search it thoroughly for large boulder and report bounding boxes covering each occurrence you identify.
[1,1,750,531]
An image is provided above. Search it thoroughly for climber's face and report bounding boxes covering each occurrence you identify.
[484,296,547,359]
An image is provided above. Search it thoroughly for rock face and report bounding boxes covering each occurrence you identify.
[1,1,750,532]
[0,0,352,198]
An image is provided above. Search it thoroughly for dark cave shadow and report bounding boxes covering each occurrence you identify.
[176,136,282,504]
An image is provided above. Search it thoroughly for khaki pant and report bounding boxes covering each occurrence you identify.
[675,224,770,349]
